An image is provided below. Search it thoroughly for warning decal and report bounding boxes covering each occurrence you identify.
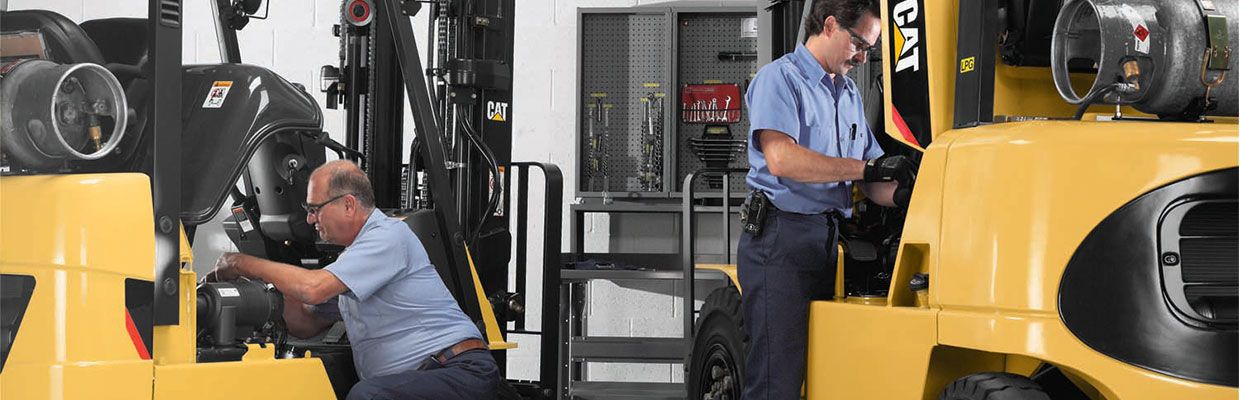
[1118,4,1150,54]
[202,81,233,108]
[1134,25,1149,42]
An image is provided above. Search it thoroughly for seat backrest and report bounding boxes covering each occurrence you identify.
[0,9,104,64]
[79,18,149,67]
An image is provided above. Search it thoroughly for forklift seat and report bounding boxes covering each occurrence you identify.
[80,18,149,85]
[80,18,149,67]
[999,0,1065,67]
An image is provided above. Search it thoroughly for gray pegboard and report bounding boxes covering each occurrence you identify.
[673,12,757,194]
[579,12,670,194]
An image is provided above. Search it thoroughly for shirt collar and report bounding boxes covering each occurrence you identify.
[359,208,384,234]
[791,43,827,84]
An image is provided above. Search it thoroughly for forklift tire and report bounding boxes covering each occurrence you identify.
[940,372,1051,400]
[687,286,747,400]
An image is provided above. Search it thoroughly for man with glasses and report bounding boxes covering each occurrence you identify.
[210,159,498,400]
[739,0,916,398]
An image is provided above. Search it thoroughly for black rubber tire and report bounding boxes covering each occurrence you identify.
[687,286,747,400]
[940,372,1052,400]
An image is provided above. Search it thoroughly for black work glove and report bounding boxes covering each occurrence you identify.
[863,155,918,208]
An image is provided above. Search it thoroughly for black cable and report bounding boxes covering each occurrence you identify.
[274,319,289,357]
[458,107,501,242]
[1074,83,1122,120]
[455,107,503,244]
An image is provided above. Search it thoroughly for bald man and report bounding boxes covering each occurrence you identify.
[211,160,498,400]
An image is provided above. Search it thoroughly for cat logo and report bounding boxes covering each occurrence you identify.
[487,101,509,122]
[886,0,930,148]
[891,0,921,73]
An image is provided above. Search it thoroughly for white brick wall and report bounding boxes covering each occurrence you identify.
[10,0,751,384]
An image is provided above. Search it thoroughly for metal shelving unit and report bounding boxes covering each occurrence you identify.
[558,169,746,399]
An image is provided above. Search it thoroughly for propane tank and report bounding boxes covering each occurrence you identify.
[1051,0,1237,119]
[0,60,128,171]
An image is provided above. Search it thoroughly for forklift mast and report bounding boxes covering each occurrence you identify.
[322,0,516,310]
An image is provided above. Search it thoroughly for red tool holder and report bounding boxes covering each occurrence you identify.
[680,84,742,124]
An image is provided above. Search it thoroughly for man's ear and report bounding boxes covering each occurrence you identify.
[345,195,359,215]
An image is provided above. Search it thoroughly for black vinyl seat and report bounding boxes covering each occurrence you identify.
[80,18,149,84]
[80,18,149,66]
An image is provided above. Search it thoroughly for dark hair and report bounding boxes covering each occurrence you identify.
[326,162,376,210]
[802,0,881,39]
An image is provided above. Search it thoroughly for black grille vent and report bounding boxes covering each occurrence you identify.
[1185,285,1239,323]
[1181,202,1238,236]
[1185,285,1239,297]
[1181,238,1239,283]
[159,0,181,27]
[1160,198,1237,328]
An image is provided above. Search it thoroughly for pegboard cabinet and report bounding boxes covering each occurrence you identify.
[577,6,758,199]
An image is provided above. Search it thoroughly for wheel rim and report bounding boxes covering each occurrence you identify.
[697,341,741,400]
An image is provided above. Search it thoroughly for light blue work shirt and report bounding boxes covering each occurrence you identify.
[745,43,885,216]
[324,208,481,380]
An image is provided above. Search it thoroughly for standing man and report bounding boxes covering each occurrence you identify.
[210,160,499,400]
[738,0,916,398]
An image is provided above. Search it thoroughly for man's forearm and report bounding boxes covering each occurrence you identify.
[283,296,334,339]
[769,140,865,183]
[233,255,335,305]
[760,131,865,183]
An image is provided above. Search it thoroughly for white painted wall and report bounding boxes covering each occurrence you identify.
[7,0,753,384]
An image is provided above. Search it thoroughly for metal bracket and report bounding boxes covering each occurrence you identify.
[400,0,421,16]
[1196,0,1232,71]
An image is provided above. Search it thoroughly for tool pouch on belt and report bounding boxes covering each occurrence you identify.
[740,190,771,236]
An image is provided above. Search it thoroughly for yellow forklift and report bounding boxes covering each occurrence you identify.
[1,0,564,399]
[686,0,1237,399]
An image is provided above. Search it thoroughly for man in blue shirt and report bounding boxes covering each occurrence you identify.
[739,0,916,398]
[212,160,498,400]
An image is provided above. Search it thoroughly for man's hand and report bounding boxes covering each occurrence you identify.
[863,154,916,183]
[205,252,246,282]
[863,155,917,208]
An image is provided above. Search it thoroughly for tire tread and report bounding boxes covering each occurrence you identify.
[940,372,1050,400]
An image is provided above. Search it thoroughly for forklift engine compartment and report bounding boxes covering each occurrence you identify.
[196,280,284,363]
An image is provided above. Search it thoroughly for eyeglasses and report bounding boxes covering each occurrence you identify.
[844,27,879,54]
[302,192,355,216]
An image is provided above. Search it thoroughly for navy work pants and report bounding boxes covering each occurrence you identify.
[738,210,838,400]
[346,349,499,400]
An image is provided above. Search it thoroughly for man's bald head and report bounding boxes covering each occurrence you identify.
[312,159,376,210]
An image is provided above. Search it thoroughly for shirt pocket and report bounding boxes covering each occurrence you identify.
[841,121,861,158]
[838,100,868,159]
[798,103,836,150]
